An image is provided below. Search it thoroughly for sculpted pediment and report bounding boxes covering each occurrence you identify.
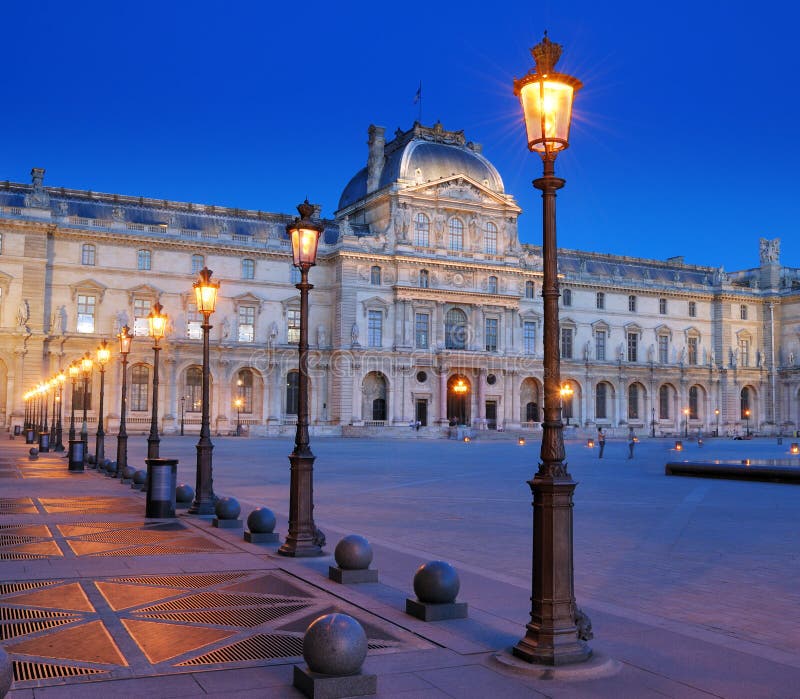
[69,278,107,302]
[405,175,508,206]
[126,284,162,304]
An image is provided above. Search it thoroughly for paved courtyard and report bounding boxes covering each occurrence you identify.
[2,433,799,697]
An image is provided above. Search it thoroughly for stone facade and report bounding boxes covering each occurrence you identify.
[1,122,799,437]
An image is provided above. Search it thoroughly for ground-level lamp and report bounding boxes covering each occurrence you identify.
[279,200,324,557]
[189,267,219,515]
[116,325,132,477]
[95,339,111,465]
[512,32,590,666]
[147,301,167,460]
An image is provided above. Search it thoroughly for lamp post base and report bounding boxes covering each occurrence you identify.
[277,452,323,558]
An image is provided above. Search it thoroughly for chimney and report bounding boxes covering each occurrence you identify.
[366,125,385,194]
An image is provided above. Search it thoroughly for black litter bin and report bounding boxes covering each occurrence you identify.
[68,439,85,472]
[14,425,21,436]
[145,458,178,518]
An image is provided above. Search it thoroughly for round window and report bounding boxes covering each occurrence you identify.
[486,374,497,385]
[416,371,427,383]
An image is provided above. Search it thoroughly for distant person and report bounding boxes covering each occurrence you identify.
[598,427,605,458]
[415,420,421,431]
[628,427,636,459]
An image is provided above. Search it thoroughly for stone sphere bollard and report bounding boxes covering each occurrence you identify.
[121,465,136,480]
[335,535,373,571]
[247,507,276,533]
[215,497,241,520]
[132,470,147,486]
[0,644,12,698]
[175,483,194,504]
[29,447,39,459]
[413,560,460,604]
[303,613,367,676]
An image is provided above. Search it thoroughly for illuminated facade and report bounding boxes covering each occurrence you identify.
[1,125,799,437]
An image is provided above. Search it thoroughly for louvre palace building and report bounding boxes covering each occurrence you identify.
[1,121,799,438]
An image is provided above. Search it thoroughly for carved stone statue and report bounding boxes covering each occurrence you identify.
[268,321,279,348]
[317,324,328,348]
[678,346,686,364]
[789,351,795,366]
[221,317,231,340]
[50,305,67,335]
[759,237,780,264]
[338,214,352,238]
[647,344,655,362]
[714,266,728,284]
[15,300,29,329]
[468,215,478,244]
[433,211,446,245]
[583,341,591,361]
[351,322,360,346]
[24,168,50,208]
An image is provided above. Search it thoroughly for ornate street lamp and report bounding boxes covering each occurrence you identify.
[67,362,83,470]
[234,397,243,437]
[744,408,751,437]
[116,325,132,477]
[188,267,219,515]
[39,382,50,452]
[68,363,79,442]
[80,353,93,466]
[279,200,324,557]
[714,408,720,437]
[559,383,574,426]
[49,378,58,445]
[95,339,111,465]
[512,33,590,665]
[146,301,168,459]
[683,408,690,438]
[54,371,66,452]
[180,396,186,436]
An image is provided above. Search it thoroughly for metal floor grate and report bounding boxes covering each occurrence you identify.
[75,531,185,544]
[0,552,46,560]
[0,581,61,595]
[0,535,42,547]
[13,660,105,682]
[1,618,78,641]
[0,607,76,621]
[0,498,37,514]
[141,592,305,612]
[89,542,223,557]
[40,497,140,514]
[110,572,246,588]
[136,604,311,628]
[176,633,305,665]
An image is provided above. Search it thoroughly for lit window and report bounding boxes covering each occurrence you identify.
[82,243,96,266]
[130,365,150,412]
[414,213,429,247]
[133,298,151,337]
[562,289,572,306]
[186,302,202,339]
[485,222,497,254]
[186,367,202,412]
[688,336,698,365]
[628,295,637,312]
[740,304,748,320]
[368,310,382,347]
[524,321,536,354]
[488,276,498,294]
[658,335,669,363]
[688,301,697,317]
[525,281,535,299]
[739,338,750,367]
[137,249,151,271]
[287,309,300,344]
[419,269,429,288]
[596,292,604,310]
[236,370,253,413]
[370,266,381,285]
[595,330,606,361]
[485,318,498,352]
[627,332,638,362]
[445,308,467,350]
[659,298,667,314]
[740,387,751,418]
[242,258,255,280]
[628,384,639,420]
[560,327,573,359]
[191,254,204,275]
[76,294,96,333]
[448,218,463,251]
[415,313,429,349]
[238,305,255,343]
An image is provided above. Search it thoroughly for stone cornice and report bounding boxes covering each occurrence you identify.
[393,285,519,309]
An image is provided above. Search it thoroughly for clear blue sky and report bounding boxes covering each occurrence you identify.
[2,1,797,272]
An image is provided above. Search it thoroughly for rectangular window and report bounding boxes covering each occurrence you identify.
[0,232,3,254]
[628,385,639,420]
[368,310,382,347]
[133,298,151,337]
[82,244,96,266]
[740,304,748,320]
[523,321,536,354]
[687,336,698,365]
[290,266,301,284]
[130,365,149,412]
[659,298,667,314]
[485,224,497,254]
[688,301,697,317]
[595,330,606,361]
[76,294,96,333]
[415,313,429,349]
[191,254,204,274]
[186,302,202,339]
[485,318,498,352]
[659,387,670,419]
[238,305,255,343]
[241,258,255,280]
[287,310,300,344]
[739,339,750,367]
[658,335,669,363]
[595,383,607,419]
[628,295,637,312]
[627,332,638,362]
[560,327,573,359]
[596,292,604,309]
[137,249,151,271]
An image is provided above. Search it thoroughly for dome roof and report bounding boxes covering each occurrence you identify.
[338,123,505,211]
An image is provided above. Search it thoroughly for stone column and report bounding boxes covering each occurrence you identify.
[320,361,329,422]
[437,302,446,349]
[510,370,520,428]
[269,361,282,423]
[503,370,512,426]
[477,368,486,428]
[438,367,448,424]
[352,361,362,424]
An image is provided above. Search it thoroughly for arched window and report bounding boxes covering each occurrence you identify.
[414,212,430,247]
[562,289,572,306]
[689,385,699,419]
[488,276,498,294]
[286,371,299,415]
[445,308,468,350]
[130,365,149,412]
[372,398,386,421]
[81,243,96,266]
[740,387,751,419]
[448,218,464,251]
[236,369,253,413]
[659,385,670,419]
[186,367,202,413]
[191,254,204,275]
[419,269,429,288]
[628,384,639,420]
[596,383,607,420]
[525,281,535,299]
[484,222,498,254]
[370,266,381,285]
[526,402,540,422]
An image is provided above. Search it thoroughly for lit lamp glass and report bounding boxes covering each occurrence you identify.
[791,443,799,455]
[118,325,132,355]
[68,363,80,380]
[193,267,219,315]
[234,398,243,409]
[81,354,93,375]
[453,379,468,394]
[96,339,111,366]
[287,200,323,268]
[587,439,594,448]
[147,302,168,340]
[518,436,526,446]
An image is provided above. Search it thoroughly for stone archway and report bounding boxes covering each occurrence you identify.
[447,374,471,426]
[362,372,388,422]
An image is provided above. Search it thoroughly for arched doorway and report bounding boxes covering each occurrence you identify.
[447,374,471,426]
[519,377,541,424]
[362,372,388,422]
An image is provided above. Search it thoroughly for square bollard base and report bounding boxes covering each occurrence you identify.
[328,566,379,584]
[405,598,468,621]
[244,531,279,543]
[213,518,243,529]
[175,501,192,510]
[293,665,376,699]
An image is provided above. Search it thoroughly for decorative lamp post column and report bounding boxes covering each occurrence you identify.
[39,383,50,452]
[49,378,58,445]
[116,325,132,477]
[95,339,111,465]
[714,408,720,437]
[234,397,243,436]
[55,372,66,452]
[188,267,219,515]
[512,33,590,665]
[279,200,324,557]
[745,408,751,437]
[651,405,656,438]
[683,408,689,438]
[559,383,574,426]
[146,302,168,460]
[180,396,186,436]
[80,354,93,464]
[68,363,79,442]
